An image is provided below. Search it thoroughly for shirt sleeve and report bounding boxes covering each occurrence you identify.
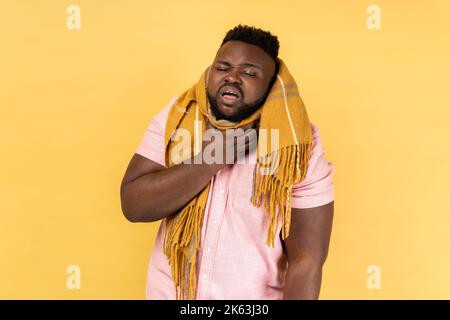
[135,97,178,167]
[290,123,335,209]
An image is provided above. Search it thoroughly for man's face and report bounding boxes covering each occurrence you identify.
[207,40,276,122]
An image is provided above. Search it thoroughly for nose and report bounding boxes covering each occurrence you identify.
[224,68,242,84]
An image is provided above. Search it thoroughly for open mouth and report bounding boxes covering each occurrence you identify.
[219,86,242,104]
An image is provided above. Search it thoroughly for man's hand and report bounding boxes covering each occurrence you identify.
[196,119,258,168]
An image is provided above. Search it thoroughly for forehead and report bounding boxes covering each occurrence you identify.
[214,40,274,70]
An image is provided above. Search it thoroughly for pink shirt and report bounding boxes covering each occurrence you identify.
[136,97,335,300]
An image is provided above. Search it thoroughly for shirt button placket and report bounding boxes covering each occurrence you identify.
[200,173,227,299]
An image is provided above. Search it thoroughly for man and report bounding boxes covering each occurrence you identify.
[120,25,334,300]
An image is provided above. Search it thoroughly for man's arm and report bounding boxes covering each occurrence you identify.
[282,201,334,299]
[120,153,224,222]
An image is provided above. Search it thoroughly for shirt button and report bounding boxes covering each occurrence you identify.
[203,275,208,279]
[207,248,211,253]
[212,219,217,224]
[219,189,225,194]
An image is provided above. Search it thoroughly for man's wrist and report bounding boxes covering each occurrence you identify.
[184,152,229,174]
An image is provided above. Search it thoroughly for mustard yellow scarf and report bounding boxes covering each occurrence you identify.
[162,58,313,300]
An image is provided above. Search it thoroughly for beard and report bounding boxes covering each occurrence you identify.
[207,91,268,123]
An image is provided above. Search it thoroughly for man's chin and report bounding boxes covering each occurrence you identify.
[208,93,248,122]
[213,102,239,120]
[219,103,238,114]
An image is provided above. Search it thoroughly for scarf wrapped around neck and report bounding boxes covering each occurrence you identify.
[162,58,313,300]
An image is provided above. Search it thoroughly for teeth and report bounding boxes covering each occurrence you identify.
[223,90,239,97]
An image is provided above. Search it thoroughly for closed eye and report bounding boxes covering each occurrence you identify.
[214,65,257,77]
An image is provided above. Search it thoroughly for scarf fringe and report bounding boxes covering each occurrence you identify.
[163,202,203,300]
[251,142,312,247]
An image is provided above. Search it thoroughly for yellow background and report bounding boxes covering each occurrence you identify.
[1,0,449,299]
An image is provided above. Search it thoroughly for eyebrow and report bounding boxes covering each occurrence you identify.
[216,60,262,69]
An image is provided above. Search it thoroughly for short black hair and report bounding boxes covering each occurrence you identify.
[221,24,280,64]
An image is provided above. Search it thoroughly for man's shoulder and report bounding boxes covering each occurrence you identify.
[309,122,324,150]
[310,122,320,138]
[152,96,178,131]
